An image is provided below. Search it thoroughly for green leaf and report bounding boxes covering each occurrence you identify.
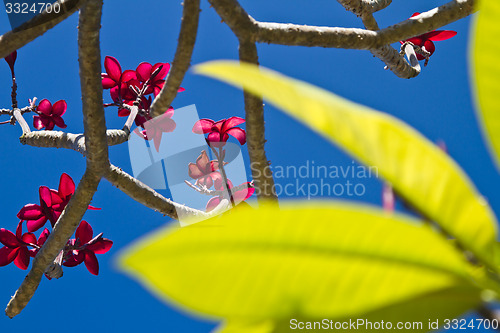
[471,0,500,169]
[193,61,498,267]
[119,203,480,321]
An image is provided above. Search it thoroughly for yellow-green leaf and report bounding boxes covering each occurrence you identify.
[119,203,480,321]
[471,0,500,169]
[194,61,498,267]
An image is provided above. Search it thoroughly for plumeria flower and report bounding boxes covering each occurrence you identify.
[0,221,37,270]
[188,151,224,188]
[136,61,185,96]
[4,50,16,77]
[206,180,254,212]
[400,13,457,62]
[192,117,246,148]
[33,99,68,130]
[17,173,100,232]
[63,221,113,276]
[101,56,136,90]
[135,107,176,152]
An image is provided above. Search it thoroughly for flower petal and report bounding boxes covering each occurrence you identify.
[121,69,137,83]
[136,62,153,82]
[21,233,37,246]
[205,196,221,212]
[426,30,457,42]
[0,246,17,266]
[26,216,48,233]
[58,173,75,200]
[152,62,170,80]
[14,247,30,270]
[17,204,44,220]
[84,251,99,275]
[52,100,67,116]
[221,116,245,133]
[63,251,84,267]
[87,239,113,254]
[178,87,186,92]
[76,221,93,245]
[53,116,67,129]
[33,116,45,130]
[104,56,122,82]
[37,99,52,116]
[188,163,204,179]
[39,186,52,207]
[101,74,116,89]
[226,127,246,145]
[195,151,210,173]
[192,119,215,134]
[0,229,19,247]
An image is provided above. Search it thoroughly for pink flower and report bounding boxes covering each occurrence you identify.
[136,62,185,96]
[101,56,136,90]
[0,221,37,270]
[4,50,16,77]
[63,221,113,276]
[188,151,223,188]
[29,228,50,258]
[33,99,67,130]
[192,117,246,148]
[17,173,100,232]
[135,108,176,152]
[400,13,457,61]
[206,181,254,212]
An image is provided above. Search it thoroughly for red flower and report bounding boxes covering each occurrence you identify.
[188,151,223,188]
[63,221,113,276]
[192,117,246,148]
[136,62,185,96]
[101,56,136,90]
[33,99,67,130]
[4,50,16,77]
[400,13,457,60]
[206,181,254,212]
[135,107,176,152]
[29,228,50,258]
[17,173,100,232]
[0,221,37,270]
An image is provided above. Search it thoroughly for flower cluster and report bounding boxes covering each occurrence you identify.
[102,56,183,151]
[190,117,253,211]
[0,174,111,276]
[400,13,457,65]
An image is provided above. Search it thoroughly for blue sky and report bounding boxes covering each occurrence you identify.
[0,0,497,332]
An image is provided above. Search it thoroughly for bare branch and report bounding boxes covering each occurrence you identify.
[256,0,474,49]
[5,171,100,318]
[337,0,392,16]
[239,41,277,201]
[150,0,201,118]
[20,129,129,155]
[78,0,109,173]
[105,164,208,220]
[207,0,258,40]
[0,0,87,59]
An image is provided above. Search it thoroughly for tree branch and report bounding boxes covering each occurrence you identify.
[256,0,475,49]
[19,129,129,155]
[239,41,277,201]
[0,0,87,59]
[337,0,392,16]
[207,0,258,40]
[104,164,210,220]
[339,1,420,78]
[78,0,109,173]
[150,0,201,118]
[5,171,100,318]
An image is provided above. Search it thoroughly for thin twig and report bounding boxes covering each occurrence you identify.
[150,0,200,118]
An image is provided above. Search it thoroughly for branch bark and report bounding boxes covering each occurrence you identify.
[150,0,201,118]
[78,0,109,173]
[20,129,129,155]
[239,41,277,201]
[0,0,87,59]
